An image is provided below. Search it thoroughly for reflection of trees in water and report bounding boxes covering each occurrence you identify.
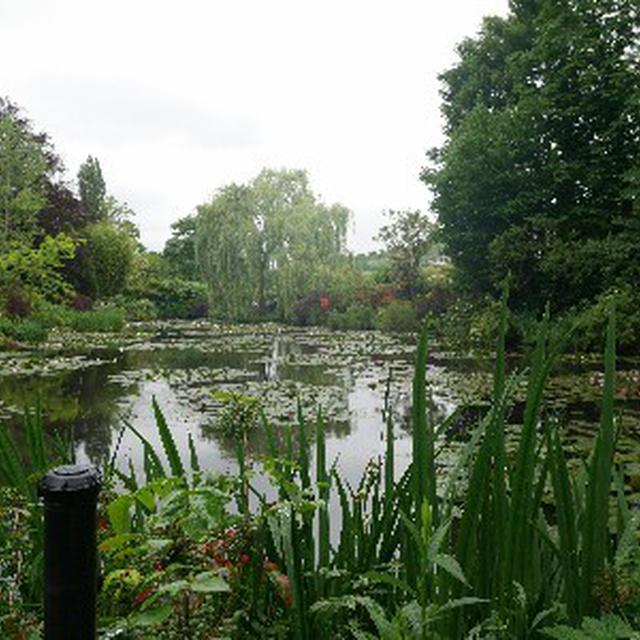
[0,361,127,465]
[125,347,263,374]
[327,419,351,439]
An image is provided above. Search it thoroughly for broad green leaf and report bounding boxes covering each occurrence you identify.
[129,605,173,628]
[190,571,230,593]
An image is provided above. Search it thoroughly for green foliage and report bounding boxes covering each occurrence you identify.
[31,303,125,333]
[376,209,437,298]
[84,221,134,298]
[328,304,376,330]
[212,390,263,440]
[0,406,72,633]
[0,316,47,344]
[0,99,48,250]
[0,233,77,304]
[150,279,208,320]
[570,286,640,354]
[195,168,350,322]
[424,1,640,311]
[112,295,159,321]
[126,253,209,319]
[163,214,199,281]
[77,155,106,219]
[5,305,640,638]
[543,614,640,639]
[64,306,125,332]
[374,300,419,333]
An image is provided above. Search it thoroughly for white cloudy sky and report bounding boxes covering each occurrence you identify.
[0,0,509,253]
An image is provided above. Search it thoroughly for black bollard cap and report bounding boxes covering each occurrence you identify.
[39,464,102,496]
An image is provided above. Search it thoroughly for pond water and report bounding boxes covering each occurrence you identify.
[3,321,640,494]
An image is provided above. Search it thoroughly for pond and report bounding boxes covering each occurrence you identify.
[2,321,640,494]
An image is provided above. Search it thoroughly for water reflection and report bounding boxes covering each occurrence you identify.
[2,323,640,489]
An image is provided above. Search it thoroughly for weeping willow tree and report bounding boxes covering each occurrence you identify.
[195,169,350,321]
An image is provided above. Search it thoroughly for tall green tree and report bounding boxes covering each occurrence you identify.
[77,155,140,244]
[195,169,350,321]
[423,0,640,310]
[0,99,49,250]
[195,183,257,320]
[77,156,106,219]
[376,209,436,296]
[163,214,199,280]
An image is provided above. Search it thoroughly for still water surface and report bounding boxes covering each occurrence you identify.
[2,321,640,491]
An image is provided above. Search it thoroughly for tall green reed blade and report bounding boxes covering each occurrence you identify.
[490,295,508,557]
[316,409,330,573]
[581,302,616,613]
[298,403,311,491]
[262,411,280,460]
[412,321,436,528]
[236,441,249,515]
[333,469,355,573]
[384,369,395,514]
[24,401,46,473]
[382,465,413,563]
[152,395,185,478]
[479,296,510,604]
[122,417,166,480]
[0,422,30,498]
[187,432,201,474]
[547,428,580,622]
[502,310,569,602]
[297,404,315,580]
[450,400,503,636]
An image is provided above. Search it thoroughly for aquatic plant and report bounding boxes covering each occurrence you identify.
[2,301,636,638]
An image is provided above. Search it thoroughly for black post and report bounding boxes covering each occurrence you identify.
[38,464,101,640]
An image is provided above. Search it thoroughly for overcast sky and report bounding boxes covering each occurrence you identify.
[0,0,509,253]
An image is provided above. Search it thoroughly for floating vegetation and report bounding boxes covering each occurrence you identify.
[2,320,640,498]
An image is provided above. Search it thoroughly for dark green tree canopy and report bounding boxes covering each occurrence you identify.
[163,214,199,281]
[424,0,640,310]
[376,209,436,296]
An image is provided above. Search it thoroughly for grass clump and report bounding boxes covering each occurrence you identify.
[0,316,48,344]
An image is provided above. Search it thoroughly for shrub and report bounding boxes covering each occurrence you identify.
[84,222,134,298]
[327,304,375,330]
[127,277,208,319]
[151,279,209,319]
[32,304,125,333]
[291,292,330,326]
[68,293,93,311]
[0,317,47,343]
[65,307,125,332]
[374,300,418,332]
[110,295,158,321]
[3,286,32,318]
[570,285,640,354]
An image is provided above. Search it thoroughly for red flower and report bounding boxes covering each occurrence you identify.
[133,587,153,607]
[276,574,293,608]
[239,553,251,565]
[98,516,108,530]
[319,296,330,310]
